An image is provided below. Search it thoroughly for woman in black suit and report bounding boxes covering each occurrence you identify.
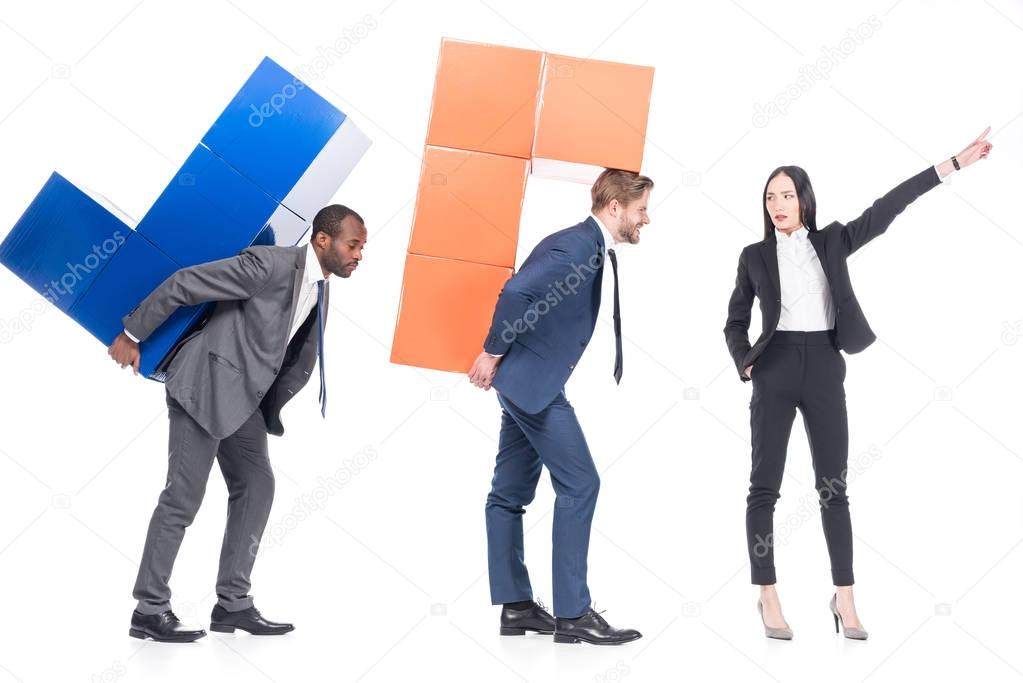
[723,128,993,640]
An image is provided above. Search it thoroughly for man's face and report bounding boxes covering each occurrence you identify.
[609,190,651,244]
[316,216,367,278]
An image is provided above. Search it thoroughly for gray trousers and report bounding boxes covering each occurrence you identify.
[133,392,275,615]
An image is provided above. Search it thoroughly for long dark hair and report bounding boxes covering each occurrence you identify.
[762,165,817,240]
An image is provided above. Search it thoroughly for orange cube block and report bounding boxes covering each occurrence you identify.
[391,254,511,373]
[532,54,654,178]
[407,146,528,268]
[391,38,655,373]
[426,38,544,159]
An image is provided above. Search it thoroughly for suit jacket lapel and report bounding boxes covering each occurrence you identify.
[759,234,780,297]
[807,229,830,281]
[285,246,306,331]
[322,280,329,327]
[584,215,606,266]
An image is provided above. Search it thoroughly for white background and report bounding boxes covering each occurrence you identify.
[1,1,1021,681]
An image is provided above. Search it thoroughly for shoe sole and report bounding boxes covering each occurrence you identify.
[499,627,554,636]
[765,633,793,641]
[128,627,206,643]
[210,622,295,635]
[553,633,643,645]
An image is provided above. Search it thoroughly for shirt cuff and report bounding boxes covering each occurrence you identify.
[486,352,504,358]
[123,328,140,343]
[934,163,951,183]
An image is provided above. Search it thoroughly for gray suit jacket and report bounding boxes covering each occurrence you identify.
[123,245,328,439]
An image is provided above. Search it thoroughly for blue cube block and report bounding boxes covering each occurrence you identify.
[2,56,370,382]
[0,172,133,312]
[137,144,307,267]
[202,56,370,221]
[68,231,210,378]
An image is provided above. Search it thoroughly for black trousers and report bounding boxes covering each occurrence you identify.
[746,330,853,586]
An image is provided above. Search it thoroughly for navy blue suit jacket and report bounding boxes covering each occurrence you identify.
[483,217,606,414]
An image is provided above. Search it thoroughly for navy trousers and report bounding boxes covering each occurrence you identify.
[486,390,600,619]
[746,330,854,586]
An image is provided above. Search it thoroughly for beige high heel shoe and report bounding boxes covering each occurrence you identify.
[757,600,793,640]
[830,594,868,640]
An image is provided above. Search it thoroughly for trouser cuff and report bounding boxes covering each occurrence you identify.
[832,568,854,586]
[134,600,171,616]
[217,594,254,612]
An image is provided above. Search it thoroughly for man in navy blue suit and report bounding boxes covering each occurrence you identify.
[468,168,654,645]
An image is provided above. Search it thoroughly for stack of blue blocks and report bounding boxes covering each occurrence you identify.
[0,56,370,380]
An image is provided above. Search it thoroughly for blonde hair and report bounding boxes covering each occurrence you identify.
[590,168,654,212]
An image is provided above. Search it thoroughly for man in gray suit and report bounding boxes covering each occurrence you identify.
[107,205,366,642]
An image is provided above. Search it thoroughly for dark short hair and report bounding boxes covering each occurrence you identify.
[312,204,364,238]
[762,166,817,240]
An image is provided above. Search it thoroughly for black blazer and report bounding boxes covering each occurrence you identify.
[724,166,942,382]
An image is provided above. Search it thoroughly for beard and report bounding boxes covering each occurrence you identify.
[323,251,355,278]
[619,219,641,244]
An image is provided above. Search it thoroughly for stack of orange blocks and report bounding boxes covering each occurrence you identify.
[390,38,654,373]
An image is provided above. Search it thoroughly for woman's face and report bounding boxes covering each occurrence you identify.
[765,173,802,233]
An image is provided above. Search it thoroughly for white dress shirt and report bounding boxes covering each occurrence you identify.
[288,243,326,342]
[775,225,834,331]
[123,243,326,344]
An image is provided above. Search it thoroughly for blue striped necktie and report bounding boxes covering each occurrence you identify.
[317,280,327,417]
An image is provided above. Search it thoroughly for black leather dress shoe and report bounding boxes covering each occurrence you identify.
[500,600,555,636]
[210,605,294,635]
[129,609,207,642]
[554,609,642,645]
